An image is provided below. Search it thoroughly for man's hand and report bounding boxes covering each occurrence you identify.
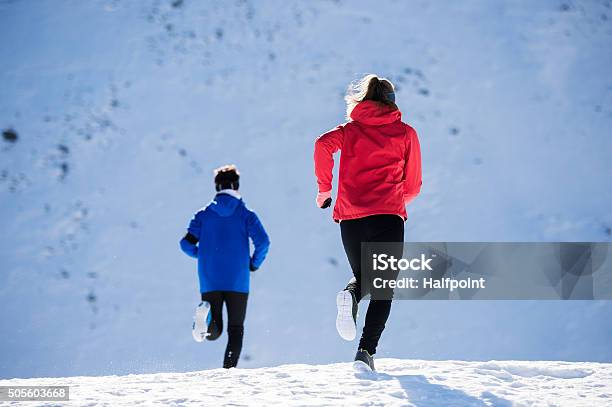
[316,190,332,209]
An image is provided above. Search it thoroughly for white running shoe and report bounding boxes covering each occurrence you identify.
[336,290,357,341]
[192,301,211,343]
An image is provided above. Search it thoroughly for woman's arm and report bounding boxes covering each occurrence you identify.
[314,125,344,194]
[403,126,422,205]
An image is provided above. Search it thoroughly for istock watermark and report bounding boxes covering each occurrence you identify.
[361,242,612,300]
[371,252,487,291]
[372,253,434,271]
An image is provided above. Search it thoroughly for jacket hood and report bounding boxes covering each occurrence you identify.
[209,193,243,217]
[350,100,402,125]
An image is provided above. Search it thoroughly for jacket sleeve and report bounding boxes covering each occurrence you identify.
[179,211,202,258]
[314,125,344,193]
[247,210,270,269]
[403,127,422,205]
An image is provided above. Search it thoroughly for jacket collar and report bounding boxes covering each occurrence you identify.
[217,189,242,199]
[350,100,402,125]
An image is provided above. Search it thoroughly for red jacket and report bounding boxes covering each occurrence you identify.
[314,100,422,222]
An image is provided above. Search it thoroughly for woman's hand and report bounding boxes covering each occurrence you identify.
[316,190,332,209]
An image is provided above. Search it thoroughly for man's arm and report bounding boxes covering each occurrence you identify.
[179,211,202,258]
[246,210,270,271]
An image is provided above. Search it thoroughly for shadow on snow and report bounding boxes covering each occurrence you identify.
[354,371,513,406]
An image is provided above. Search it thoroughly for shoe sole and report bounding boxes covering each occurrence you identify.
[353,360,374,372]
[336,291,356,341]
[192,302,210,343]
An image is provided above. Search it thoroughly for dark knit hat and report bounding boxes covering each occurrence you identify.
[214,164,240,191]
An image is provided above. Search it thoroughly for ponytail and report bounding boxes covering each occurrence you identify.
[345,74,398,119]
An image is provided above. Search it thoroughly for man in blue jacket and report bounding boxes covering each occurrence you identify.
[180,164,270,369]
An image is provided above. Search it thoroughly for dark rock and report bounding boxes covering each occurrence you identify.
[60,162,69,179]
[2,128,18,143]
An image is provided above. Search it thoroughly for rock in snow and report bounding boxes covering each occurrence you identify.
[1,359,610,406]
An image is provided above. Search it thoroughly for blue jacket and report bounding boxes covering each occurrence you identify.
[180,192,270,293]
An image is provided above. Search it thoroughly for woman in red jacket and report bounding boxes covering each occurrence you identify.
[314,74,422,371]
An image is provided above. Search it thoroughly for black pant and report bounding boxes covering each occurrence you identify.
[340,214,404,355]
[201,291,248,368]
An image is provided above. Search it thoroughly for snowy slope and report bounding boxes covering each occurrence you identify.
[1,360,611,406]
[1,0,612,379]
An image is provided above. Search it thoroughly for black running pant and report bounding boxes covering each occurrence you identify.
[340,214,404,355]
[201,291,248,368]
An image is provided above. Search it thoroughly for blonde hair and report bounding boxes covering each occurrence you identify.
[344,74,397,120]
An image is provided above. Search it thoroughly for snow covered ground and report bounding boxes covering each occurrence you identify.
[1,359,611,406]
[1,0,612,383]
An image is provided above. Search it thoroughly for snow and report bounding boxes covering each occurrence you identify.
[1,359,611,406]
[1,0,612,381]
